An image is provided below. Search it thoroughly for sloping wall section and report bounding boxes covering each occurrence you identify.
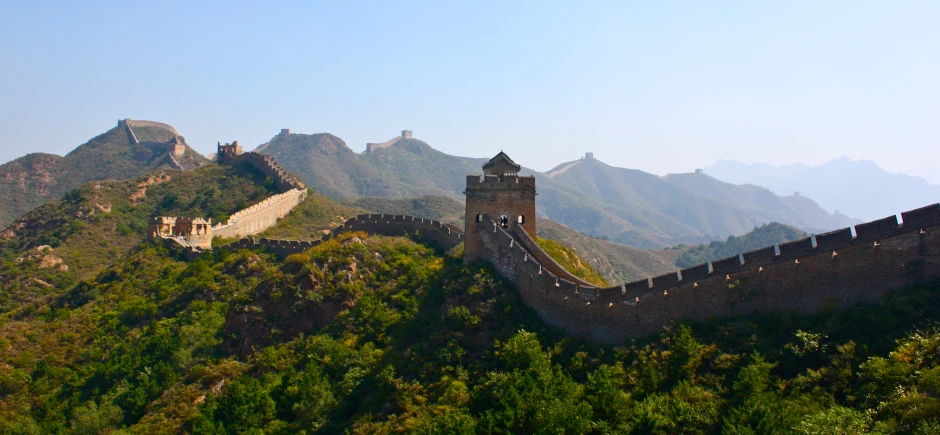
[471,205,940,343]
[212,188,307,239]
[185,194,940,345]
[219,214,462,257]
[223,152,305,192]
[151,148,308,249]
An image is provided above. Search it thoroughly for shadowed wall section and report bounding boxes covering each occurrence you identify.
[468,205,940,343]
[219,214,463,257]
[218,205,940,344]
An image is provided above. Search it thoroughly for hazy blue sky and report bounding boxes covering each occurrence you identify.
[2,1,938,180]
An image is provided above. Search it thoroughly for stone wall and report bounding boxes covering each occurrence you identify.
[470,204,940,343]
[225,152,305,192]
[126,119,179,135]
[464,174,537,262]
[150,148,308,249]
[366,131,413,153]
[509,222,594,287]
[366,136,402,153]
[219,213,463,258]
[120,119,140,144]
[213,189,307,239]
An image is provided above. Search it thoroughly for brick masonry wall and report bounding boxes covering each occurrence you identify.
[126,119,179,135]
[193,176,940,345]
[219,214,464,258]
[470,204,940,343]
[225,152,305,192]
[366,136,402,153]
[464,174,537,262]
[213,189,307,239]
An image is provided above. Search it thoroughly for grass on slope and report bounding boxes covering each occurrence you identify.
[257,190,365,241]
[536,237,608,287]
[675,222,809,268]
[537,219,682,284]
[0,162,279,316]
[0,123,209,228]
[4,225,940,433]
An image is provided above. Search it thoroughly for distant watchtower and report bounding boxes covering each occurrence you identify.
[217,141,243,163]
[464,152,536,262]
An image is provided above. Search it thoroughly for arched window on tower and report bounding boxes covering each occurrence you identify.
[476,214,483,223]
[500,215,509,228]
[517,215,525,225]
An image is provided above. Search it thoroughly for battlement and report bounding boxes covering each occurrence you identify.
[148,216,212,249]
[217,141,243,163]
[280,128,291,136]
[168,137,185,156]
[464,174,537,191]
[149,146,940,344]
[150,150,308,253]
[458,204,940,342]
[465,152,537,262]
[220,151,305,191]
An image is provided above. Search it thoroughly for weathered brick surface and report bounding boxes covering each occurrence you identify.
[464,175,536,262]
[220,214,464,259]
[468,207,940,343]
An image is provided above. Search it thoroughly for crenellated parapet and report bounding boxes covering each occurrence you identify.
[464,204,940,343]
[217,213,463,258]
[148,216,213,249]
[211,188,307,239]
[150,146,308,252]
[152,147,940,344]
[216,146,305,192]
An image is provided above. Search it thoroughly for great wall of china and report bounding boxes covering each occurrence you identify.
[119,119,189,170]
[366,130,413,153]
[152,147,940,343]
[148,141,307,254]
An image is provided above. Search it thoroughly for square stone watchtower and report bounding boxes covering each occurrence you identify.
[217,141,243,163]
[464,152,536,263]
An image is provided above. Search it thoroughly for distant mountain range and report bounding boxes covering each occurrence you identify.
[704,158,940,222]
[0,122,864,249]
[0,121,207,227]
[256,130,856,248]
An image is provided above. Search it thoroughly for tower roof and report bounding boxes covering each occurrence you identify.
[482,152,521,173]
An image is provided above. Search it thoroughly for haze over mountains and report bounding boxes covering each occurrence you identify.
[1,121,862,250]
[705,158,940,222]
[257,129,857,248]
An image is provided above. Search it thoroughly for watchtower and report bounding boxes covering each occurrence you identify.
[217,141,243,163]
[464,152,536,262]
[169,137,185,156]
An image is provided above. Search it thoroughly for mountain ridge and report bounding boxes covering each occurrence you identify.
[705,157,940,221]
[254,131,855,249]
[0,120,209,228]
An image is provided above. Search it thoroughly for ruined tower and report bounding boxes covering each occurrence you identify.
[217,141,243,163]
[464,152,536,262]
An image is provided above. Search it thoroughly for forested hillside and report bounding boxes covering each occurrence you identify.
[2,159,940,433]
[0,122,208,228]
[675,222,810,268]
[3,227,940,433]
